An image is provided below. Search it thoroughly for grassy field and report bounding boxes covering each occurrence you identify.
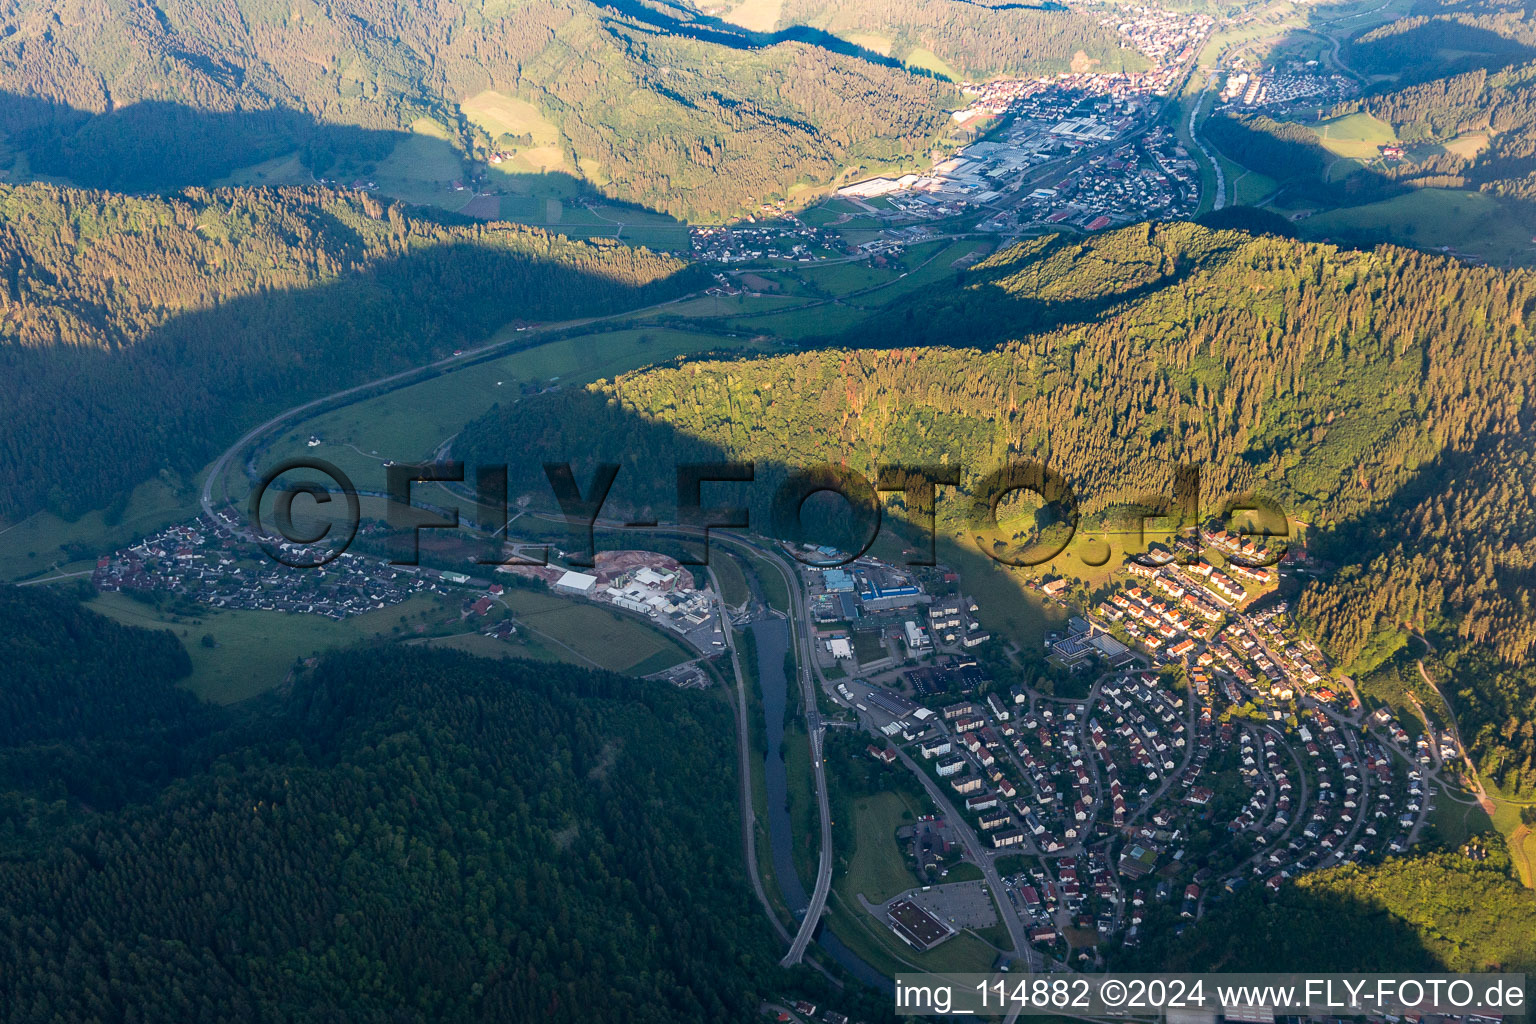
[1426,788,1494,849]
[742,548,792,612]
[842,31,894,56]
[490,588,694,674]
[1231,166,1279,206]
[1510,824,1536,890]
[0,476,196,582]
[797,260,899,295]
[371,125,472,210]
[842,792,925,903]
[255,326,765,496]
[1300,188,1536,266]
[1311,112,1396,160]
[462,92,560,146]
[720,0,783,31]
[596,206,691,250]
[462,91,571,179]
[938,533,1064,651]
[904,46,958,81]
[784,720,820,894]
[214,151,312,189]
[1486,784,1536,889]
[89,590,443,703]
[711,549,752,607]
[942,861,984,883]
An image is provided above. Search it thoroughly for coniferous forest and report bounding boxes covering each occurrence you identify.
[0,184,699,521]
[0,586,776,1023]
[4,0,1536,1008]
[0,0,957,221]
[457,222,1536,795]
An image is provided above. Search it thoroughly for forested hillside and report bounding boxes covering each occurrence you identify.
[0,0,953,219]
[0,184,699,520]
[1126,850,1536,971]
[707,0,1145,78]
[0,587,776,1022]
[1323,59,1536,200]
[456,222,1536,793]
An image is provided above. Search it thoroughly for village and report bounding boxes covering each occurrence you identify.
[89,500,1471,971]
[90,509,731,670]
[775,522,1464,969]
[827,4,1215,238]
[1218,59,1358,112]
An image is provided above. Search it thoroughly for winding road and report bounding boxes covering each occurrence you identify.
[198,294,700,521]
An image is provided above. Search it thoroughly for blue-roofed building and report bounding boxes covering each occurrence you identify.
[823,568,856,593]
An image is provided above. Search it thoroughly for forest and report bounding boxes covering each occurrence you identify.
[0,183,700,521]
[1121,849,1536,972]
[455,221,1536,794]
[0,585,781,1022]
[709,0,1145,78]
[0,0,957,220]
[1324,58,1536,200]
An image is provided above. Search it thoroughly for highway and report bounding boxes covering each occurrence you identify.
[758,546,836,968]
[711,564,795,950]
[761,539,1041,973]
[198,293,700,521]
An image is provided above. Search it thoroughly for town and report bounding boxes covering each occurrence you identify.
[769,520,1468,975]
[89,490,1476,990]
[826,4,1216,238]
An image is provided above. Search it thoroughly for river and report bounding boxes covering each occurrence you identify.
[749,617,891,993]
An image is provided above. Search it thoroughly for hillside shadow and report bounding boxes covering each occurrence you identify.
[1122,883,1443,971]
[0,202,706,522]
[1343,19,1536,85]
[1202,6,1536,222]
[593,0,911,71]
[786,228,1227,352]
[0,92,415,193]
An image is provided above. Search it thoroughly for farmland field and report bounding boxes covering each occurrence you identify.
[89,590,446,703]
[1310,112,1397,160]
[1300,188,1536,266]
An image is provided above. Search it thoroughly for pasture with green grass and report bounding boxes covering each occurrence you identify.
[841,792,926,903]
[448,587,694,675]
[253,326,768,496]
[89,590,447,704]
[1310,112,1397,161]
[1301,188,1536,266]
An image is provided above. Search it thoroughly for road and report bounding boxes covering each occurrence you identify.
[198,293,700,521]
[766,539,1042,975]
[890,743,1033,959]
[762,546,836,968]
[711,564,795,948]
[1415,657,1493,811]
